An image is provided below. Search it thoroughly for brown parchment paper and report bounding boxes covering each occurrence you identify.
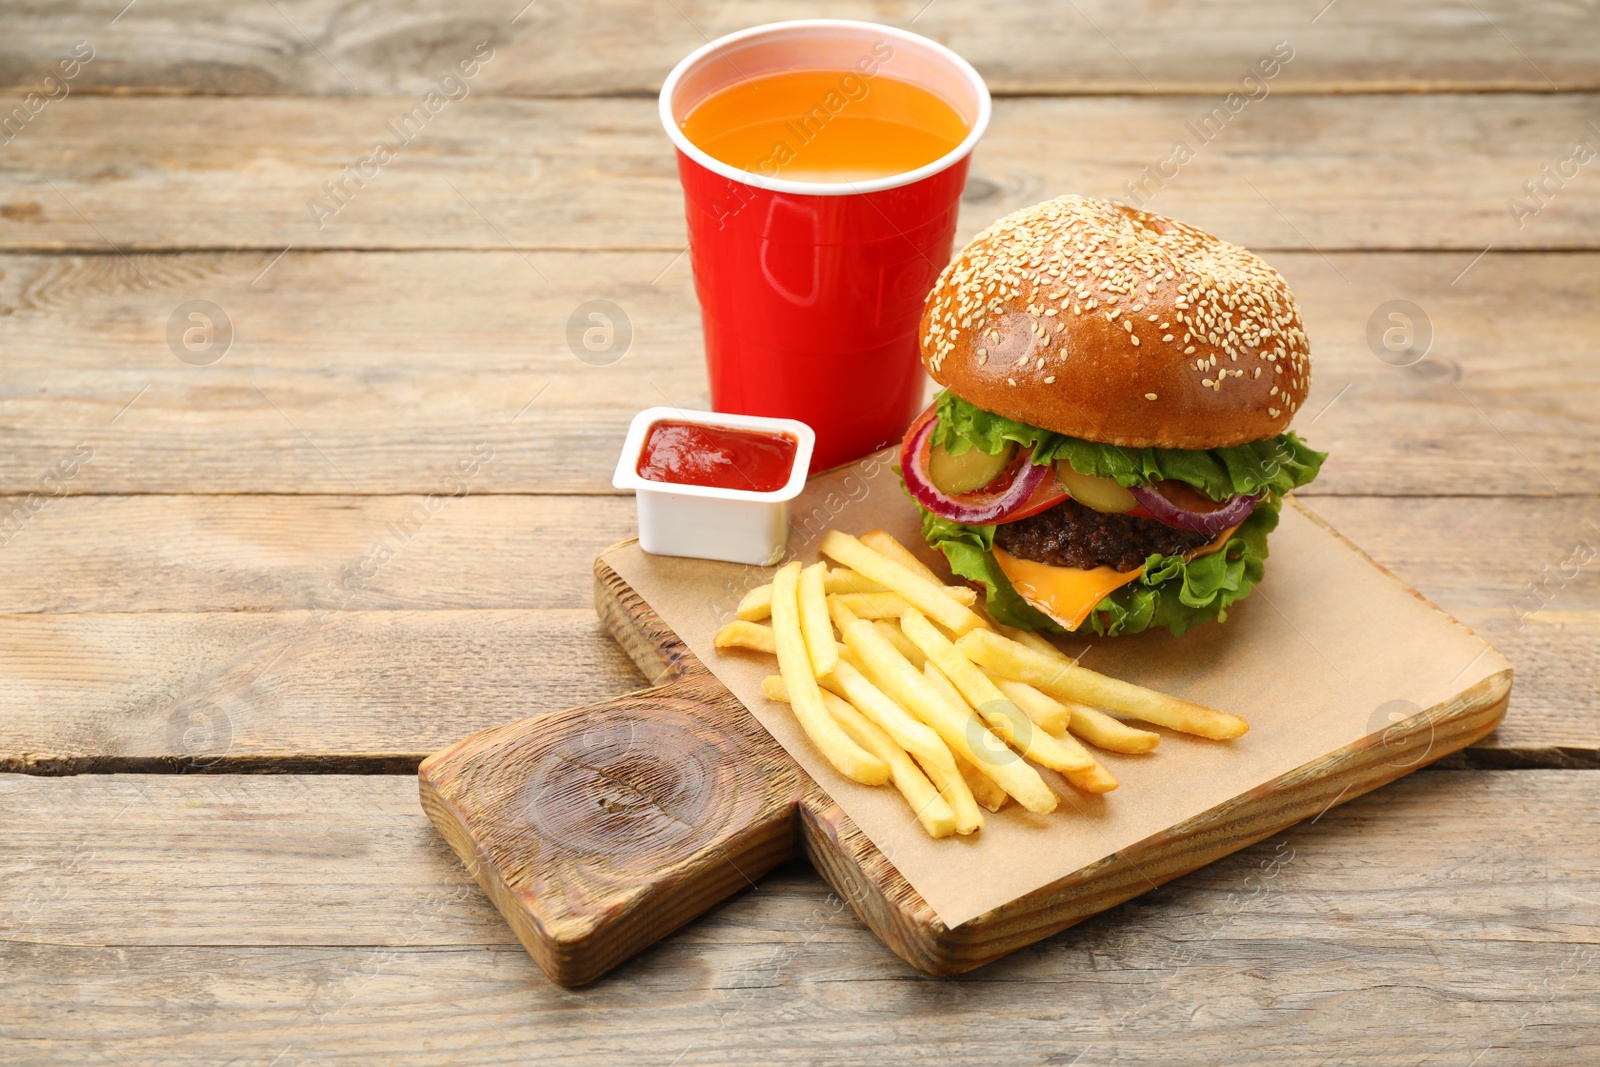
[604,450,1511,928]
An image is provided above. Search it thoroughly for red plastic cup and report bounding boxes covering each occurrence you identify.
[659,20,991,472]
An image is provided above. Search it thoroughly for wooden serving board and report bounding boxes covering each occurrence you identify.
[419,502,1512,987]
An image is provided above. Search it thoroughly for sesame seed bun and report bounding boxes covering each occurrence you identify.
[920,195,1311,450]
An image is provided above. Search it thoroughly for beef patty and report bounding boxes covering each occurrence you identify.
[993,497,1213,572]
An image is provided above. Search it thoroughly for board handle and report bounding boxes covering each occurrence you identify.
[419,672,804,986]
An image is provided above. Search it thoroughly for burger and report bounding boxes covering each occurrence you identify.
[901,195,1326,637]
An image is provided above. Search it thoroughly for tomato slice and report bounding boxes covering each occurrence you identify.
[994,466,1158,523]
[997,475,1067,523]
[903,405,1166,525]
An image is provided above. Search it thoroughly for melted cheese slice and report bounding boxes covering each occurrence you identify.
[992,521,1243,631]
[991,549,1143,631]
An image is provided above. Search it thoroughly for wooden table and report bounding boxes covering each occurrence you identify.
[2,3,1597,1063]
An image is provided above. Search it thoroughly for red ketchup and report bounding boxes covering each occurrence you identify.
[636,420,798,494]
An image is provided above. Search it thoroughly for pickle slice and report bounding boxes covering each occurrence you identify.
[927,441,1016,495]
[1055,461,1138,513]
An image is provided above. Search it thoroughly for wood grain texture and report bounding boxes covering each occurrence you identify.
[420,672,803,986]
[410,538,1509,983]
[1,250,1596,496]
[0,494,638,614]
[0,0,1587,1057]
[0,609,646,773]
[3,95,1599,252]
[1309,496,1600,766]
[0,496,1590,769]
[3,0,1593,96]
[4,771,1595,1064]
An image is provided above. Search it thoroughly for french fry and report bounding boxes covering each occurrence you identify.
[761,676,956,839]
[902,609,1095,774]
[996,622,1075,662]
[736,582,774,622]
[827,567,887,594]
[834,602,1056,813]
[713,619,776,655]
[1069,706,1162,754]
[1063,758,1120,794]
[714,526,1224,832]
[856,531,978,607]
[947,585,979,608]
[830,591,913,619]
[984,672,1071,733]
[984,630,1160,753]
[980,691,1119,793]
[859,529,945,584]
[918,658,968,717]
[797,562,838,678]
[736,568,890,621]
[871,619,925,669]
[718,600,1119,793]
[954,751,1010,812]
[820,658,955,775]
[927,652,1116,795]
[912,752,984,833]
[820,530,986,637]
[821,692,956,839]
[966,680,1119,792]
[825,590,863,636]
[917,663,1010,812]
[769,562,890,784]
[955,628,1249,740]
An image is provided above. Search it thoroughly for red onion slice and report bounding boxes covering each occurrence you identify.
[1129,482,1260,535]
[901,414,1051,525]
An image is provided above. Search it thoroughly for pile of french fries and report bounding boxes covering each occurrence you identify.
[713,529,1249,839]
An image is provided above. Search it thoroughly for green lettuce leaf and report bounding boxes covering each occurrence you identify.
[1086,495,1279,637]
[920,509,1067,633]
[919,495,1283,638]
[932,390,1325,502]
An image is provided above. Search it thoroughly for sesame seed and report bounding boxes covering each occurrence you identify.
[915,195,1309,386]
[1144,392,1158,400]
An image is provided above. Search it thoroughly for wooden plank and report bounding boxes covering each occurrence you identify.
[3,1,1593,96]
[3,94,1599,253]
[419,669,809,986]
[2,772,1595,1064]
[0,494,636,614]
[415,541,1508,983]
[0,609,646,773]
[0,250,1594,496]
[0,494,1592,765]
[1309,496,1600,765]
